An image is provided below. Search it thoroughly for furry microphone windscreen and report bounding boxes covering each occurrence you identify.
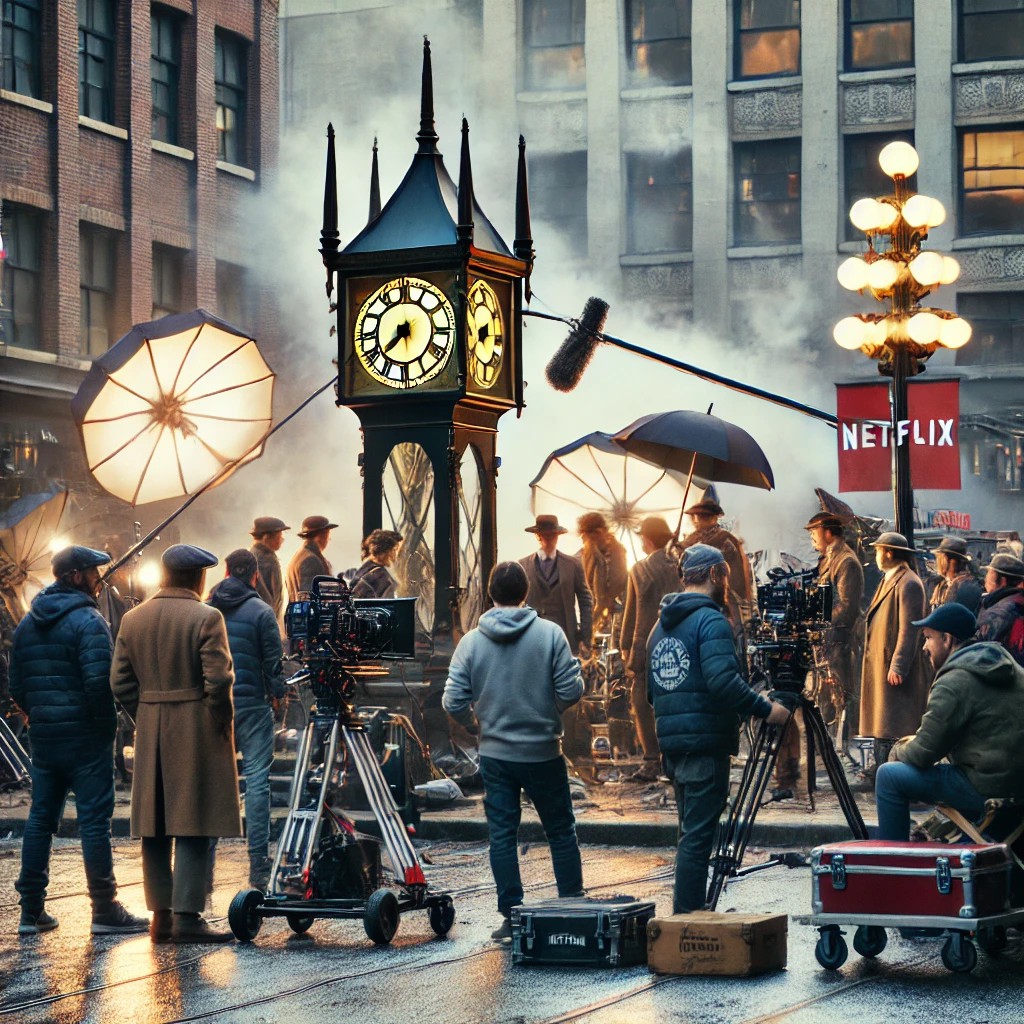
[544,296,610,392]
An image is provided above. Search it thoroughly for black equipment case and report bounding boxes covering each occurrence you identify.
[511,896,655,967]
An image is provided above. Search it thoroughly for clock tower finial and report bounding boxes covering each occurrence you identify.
[457,117,474,244]
[514,135,535,303]
[320,122,340,298]
[416,37,439,155]
[368,137,382,223]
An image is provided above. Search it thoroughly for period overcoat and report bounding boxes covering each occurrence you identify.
[251,540,284,620]
[859,564,931,739]
[578,539,628,637]
[111,588,242,838]
[518,551,594,656]
[285,542,332,604]
[620,548,680,673]
[678,524,753,603]
[819,538,865,697]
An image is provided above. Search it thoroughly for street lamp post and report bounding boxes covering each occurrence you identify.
[834,141,971,549]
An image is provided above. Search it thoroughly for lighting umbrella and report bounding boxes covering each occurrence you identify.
[70,309,275,505]
[529,430,704,561]
[0,485,69,616]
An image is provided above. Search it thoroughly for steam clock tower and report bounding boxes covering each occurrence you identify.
[320,39,534,643]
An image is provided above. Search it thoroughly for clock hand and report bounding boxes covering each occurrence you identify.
[384,319,413,354]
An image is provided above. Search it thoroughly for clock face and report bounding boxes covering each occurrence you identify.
[466,280,505,390]
[353,276,456,389]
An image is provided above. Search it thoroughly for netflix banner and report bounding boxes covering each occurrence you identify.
[836,379,960,492]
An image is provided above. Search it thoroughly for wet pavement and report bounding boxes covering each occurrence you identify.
[0,838,1022,1023]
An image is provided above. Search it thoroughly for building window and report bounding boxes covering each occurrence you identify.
[528,152,588,258]
[735,0,800,80]
[216,260,249,328]
[215,31,248,165]
[80,225,115,357]
[961,127,1024,236]
[152,245,182,319]
[627,0,692,86]
[151,7,181,145]
[523,0,585,91]
[1,0,42,97]
[0,203,41,349]
[956,292,1024,365]
[734,139,801,246]
[626,150,692,253]
[79,0,116,123]
[846,0,913,71]
[959,1,1024,63]
[844,131,915,241]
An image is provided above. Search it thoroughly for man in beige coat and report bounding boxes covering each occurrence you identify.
[286,515,337,604]
[112,544,241,944]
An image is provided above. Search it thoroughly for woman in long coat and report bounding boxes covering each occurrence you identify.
[112,544,240,943]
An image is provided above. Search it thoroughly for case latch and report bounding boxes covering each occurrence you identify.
[936,857,952,895]
[830,854,847,890]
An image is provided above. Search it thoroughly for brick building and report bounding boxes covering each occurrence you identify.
[0,1,279,542]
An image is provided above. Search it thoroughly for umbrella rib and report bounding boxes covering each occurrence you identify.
[86,375,161,417]
[180,370,275,406]
[23,492,63,569]
[177,338,259,400]
[88,420,158,473]
[584,446,618,503]
[169,325,205,397]
[553,458,615,504]
[170,423,189,496]
[82,411,155,425]
[133,424,168,506]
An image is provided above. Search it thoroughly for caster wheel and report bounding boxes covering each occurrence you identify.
[815,927,848,971]
[978,925,1007,955]
[428,897,455,937]
[228,888,264,943]
[941,932,978,973]
[853,925,888,959]
[364,888,400,945]
[288,914,315,935]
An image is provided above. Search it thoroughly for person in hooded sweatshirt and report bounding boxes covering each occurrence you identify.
[207,548,285,890]
[875,603,1024,841]
[647,544,790,914]
[443,560,585,944]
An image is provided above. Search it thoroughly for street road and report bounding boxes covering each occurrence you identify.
[0,838,1020,1023]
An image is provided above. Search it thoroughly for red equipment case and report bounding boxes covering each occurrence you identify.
[812,841,1011,919]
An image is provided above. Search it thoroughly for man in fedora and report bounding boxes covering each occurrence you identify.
[678,497,753,621]
[929,536,982,615]
[286,515,338,605]
[249,516,290,621]
[976,553,1024,667]
[859,532,931,782]
[518,515,593,658]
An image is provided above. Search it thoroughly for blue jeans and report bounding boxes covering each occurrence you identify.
[876,761,986,841]
[16,743,117,913]
[479,755,584,917]
[668,752,731,914]
[234,703,275,863]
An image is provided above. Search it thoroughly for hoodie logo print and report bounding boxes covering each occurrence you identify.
[650,637,691,691]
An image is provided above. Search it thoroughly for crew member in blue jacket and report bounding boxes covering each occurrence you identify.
[10,546,148,935]
[647,544,790,913]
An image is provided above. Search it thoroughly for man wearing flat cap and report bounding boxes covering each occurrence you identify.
[518,515,594,658]
[876,603,1024,840]
[112,544,240,943]
[928,536,982,616]
[859,532,932,782]
[11,547,147,935]
[286,515,338,606]
[975,553,1024,667]
[249,516,290,622]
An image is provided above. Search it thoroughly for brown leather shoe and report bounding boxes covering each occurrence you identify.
[150,909,172,944]
[170,913,234,944]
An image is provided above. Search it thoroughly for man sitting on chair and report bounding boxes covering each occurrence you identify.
[875,603,1024,841]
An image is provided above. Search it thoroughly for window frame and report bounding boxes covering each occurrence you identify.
[522,0,586,92]
[844,0,913,72]
[526,151,589,258]
[151,6,181,145]
[215,29,248,166]
[956,291,1024,366]
[625,148,693,254]
[734,0,801,81]
[79,224,116,357]
[1,0,42,98]
[625,0,692,87]
[79,0,116,124]
[0,202,42,350]
[958,1,1024,64]
[151,243,182,319]
[959,125,1024,238]
[733,137,802,247]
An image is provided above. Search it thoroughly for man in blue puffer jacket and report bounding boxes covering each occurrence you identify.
[11,546,147,935]
[207,549,285,889]
[647,544,790,913]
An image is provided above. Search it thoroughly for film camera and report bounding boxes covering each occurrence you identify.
[748,568,832,691]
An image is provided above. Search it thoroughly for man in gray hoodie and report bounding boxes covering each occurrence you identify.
[443,561,585,943]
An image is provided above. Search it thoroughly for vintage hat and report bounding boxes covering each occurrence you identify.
[51,545,111,577]
[525,514,568,535]
[680,543,726,572]
[297,515,338,538]
[912,603,977,641]
[225,548,258,578]
[931,536,971,561]
[684,498,724,517]
[803,511,846,532]
[250,516,290,536]
[577,511,609,534]
[980,552,1024,579]
[161,543,218,570]
[869,531,917,555]
[636,516,675,545]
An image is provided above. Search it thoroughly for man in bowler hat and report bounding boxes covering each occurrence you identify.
[976,553,1024,667]
[249,516,290,621]
[286,515,338,605]
[928,536,982,615]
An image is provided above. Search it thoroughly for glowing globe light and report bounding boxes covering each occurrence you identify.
[837,256,870,291]
[850,198,888,232]
[939,255,961,285]
[907,311,944,344]
[867,259,900,291]
[939,316,972,349]
[908,251,944,287]
[879,141,920,178]
[138,561,162,590]
[834,316,870,350]
[902,194,946,229]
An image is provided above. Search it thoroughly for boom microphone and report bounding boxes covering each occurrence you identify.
[544,296,609,392]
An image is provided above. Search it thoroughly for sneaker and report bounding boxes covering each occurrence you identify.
[490,917,513,944]
[18,909,58,935]
[171,913,234,944]
[91,901,149,934]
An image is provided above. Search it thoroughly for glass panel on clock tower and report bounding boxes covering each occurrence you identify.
[383,442,435,634]
[457,445,484,633]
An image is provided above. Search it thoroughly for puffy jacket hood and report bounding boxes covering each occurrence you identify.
[938,641,1018,688]
[208,576,260,612]
[659,591,720,630]
[478,606,538,642]
[29,582,98,627]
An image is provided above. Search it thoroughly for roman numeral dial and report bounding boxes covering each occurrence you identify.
[466,280,505,390]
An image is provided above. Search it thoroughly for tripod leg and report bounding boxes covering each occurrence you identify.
[802,699,868,839]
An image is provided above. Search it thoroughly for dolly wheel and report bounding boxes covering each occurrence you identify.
[977,925,1007,955]
[364,888,400,945]
[228,888,264,943]
[853,925,888,958]
[815,927,848,971]
[941,932,978,973]
[288,914,315,935]
[428,897,456,937]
